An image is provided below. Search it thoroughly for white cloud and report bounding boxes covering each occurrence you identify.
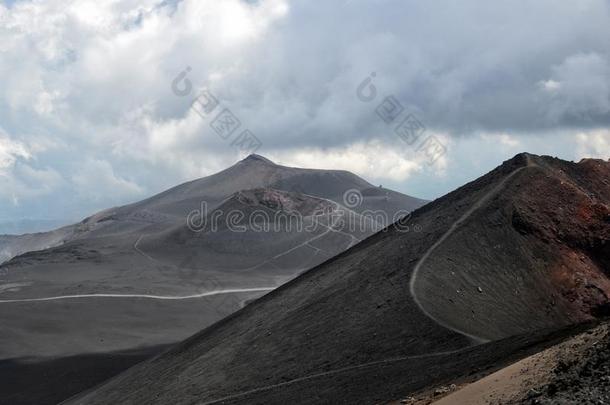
[72,159,143,202]
[576,130,610,160]
[0,128,67,205]
[268,137,449,182]
[0,132,30,173]
[0,0,609,220]
[543,53,610,122]
[539,79,561,92]
[480,133,521,148]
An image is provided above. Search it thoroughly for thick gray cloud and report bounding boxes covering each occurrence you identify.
[0,0,608,224]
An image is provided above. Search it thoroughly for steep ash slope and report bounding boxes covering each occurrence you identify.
[69,154,610,405]
[414,155,610,341]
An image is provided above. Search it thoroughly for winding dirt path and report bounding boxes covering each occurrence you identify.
[409,156,534,343]
[198,348,468,405]
[0,288,275,303]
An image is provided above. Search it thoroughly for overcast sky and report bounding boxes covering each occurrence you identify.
[0,0,609,226]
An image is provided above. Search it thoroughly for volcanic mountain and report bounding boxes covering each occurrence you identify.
[0,155,424,405]
[0,155,423,265]
[67,153,610,405]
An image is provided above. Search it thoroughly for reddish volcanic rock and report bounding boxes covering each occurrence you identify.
[511,156,610,320]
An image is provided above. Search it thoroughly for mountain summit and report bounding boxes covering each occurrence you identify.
[240,154,276,165]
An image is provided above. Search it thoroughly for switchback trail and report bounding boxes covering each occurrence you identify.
[409,156,535,343]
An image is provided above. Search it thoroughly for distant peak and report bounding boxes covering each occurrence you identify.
[513,152,538,161]
[241,154,275,165]
[504,152,541,168]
